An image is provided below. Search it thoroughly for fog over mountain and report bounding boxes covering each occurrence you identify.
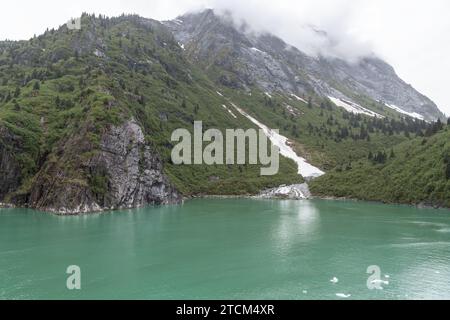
[207,0,375,61]
[203,0,450,115]
[0,0,449,114]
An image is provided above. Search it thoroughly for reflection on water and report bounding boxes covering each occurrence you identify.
[274,200,320,253]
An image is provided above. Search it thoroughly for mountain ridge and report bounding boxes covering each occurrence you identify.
[166,9,444,121]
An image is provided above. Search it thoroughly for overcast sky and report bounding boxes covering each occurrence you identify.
[1,0,449,115]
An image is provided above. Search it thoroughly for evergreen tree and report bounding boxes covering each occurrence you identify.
[437,118,443,130]
[79,77,86,88]
[5,92,11,102]
[307,97,313,109]
[446,162,450,180]
[33,81,40,91]
[390,149,395,159]
[374,151,387,164]
[119,79,126,90]
[14,86,21,98]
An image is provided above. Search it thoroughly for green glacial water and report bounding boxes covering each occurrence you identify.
[1,199,450,300]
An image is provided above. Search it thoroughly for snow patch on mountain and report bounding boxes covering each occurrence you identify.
[328,97,383,118]
[229,103,325,180]
[384,103,424,120]
[285,104,302,116]
[251,47,266,55]
[290,93,308,104]
[221,104,237,119]
[93,49,105,58]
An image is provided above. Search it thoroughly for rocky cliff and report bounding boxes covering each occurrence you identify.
[0,126,24,201]
[1,115,182,216]
[18,119,181,214]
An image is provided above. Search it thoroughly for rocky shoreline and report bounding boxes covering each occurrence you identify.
[2,194,449,216]
[0,202,14,209]
[2,183,449,215]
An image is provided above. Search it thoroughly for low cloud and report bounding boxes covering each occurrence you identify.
[208,0,375,62]
[199,0,449,113]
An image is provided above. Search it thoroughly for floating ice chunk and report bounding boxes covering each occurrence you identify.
[371,279,389,286]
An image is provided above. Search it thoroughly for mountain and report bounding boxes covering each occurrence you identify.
[0,11,447,214]
[165,9,444,121]
[0,13,302,214]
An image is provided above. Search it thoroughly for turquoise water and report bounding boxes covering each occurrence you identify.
[1,199,450,300]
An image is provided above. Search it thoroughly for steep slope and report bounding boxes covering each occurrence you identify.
[24,119,181,214]
[0,125,25,200]
[0,14,187,213]
[214,86,433,171]
[166,9,444,121]
[318,56,442,121]
[310,123,450,208]
[0,13,302,213]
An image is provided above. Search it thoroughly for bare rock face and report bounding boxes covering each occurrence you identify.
[167,9,444,121]
[27,119,181,214]
[0,126,23,202]
[93,119,181,210]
